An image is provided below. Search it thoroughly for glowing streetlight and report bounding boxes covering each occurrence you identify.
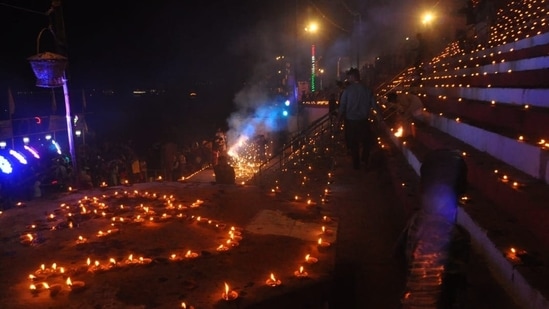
[304,22,319,33]
[421,12,435,26]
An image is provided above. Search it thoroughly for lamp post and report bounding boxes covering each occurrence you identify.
[318,68,324,90]
[305,22,319,93]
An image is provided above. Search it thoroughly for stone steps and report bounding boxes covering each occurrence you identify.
[374,1,549,306]
[380,118,549,309]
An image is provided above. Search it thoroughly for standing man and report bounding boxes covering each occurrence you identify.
[213,128,227,166]
[338,68,381,170]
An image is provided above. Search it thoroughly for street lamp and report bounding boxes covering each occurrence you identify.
[305,22,319,93]
[318,68,324,90]
[420,10,437,36]
[421,11,435,26]
[304,22,319,33]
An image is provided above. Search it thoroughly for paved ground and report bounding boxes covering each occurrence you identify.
[329,146,521,309]
[0,130,523,309]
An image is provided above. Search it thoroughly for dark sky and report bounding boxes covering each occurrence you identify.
[0,1,463,90]
[0,0,304,91]
[0,0,466,151]
[0,0,465,121]
[63,1,297,89]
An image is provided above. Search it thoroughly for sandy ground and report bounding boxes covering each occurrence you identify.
[0,154,338,309]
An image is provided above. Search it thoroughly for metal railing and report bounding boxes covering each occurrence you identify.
[251,113,334,186]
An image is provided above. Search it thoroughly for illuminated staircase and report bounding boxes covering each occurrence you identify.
[377,1,549,308]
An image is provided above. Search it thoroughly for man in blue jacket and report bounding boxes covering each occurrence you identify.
[338,68,381,170]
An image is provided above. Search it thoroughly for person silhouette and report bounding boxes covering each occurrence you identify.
[213,156,235,185]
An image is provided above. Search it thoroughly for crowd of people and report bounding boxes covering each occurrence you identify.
[77,133,228,187]
[0,127,234,209]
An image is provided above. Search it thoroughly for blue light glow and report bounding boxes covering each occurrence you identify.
[0,156,13,174]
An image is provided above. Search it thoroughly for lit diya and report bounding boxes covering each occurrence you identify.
[228,231,242,241]
[181,302,195,309]
[216,244,229,252]
[107,258,119,269]
[184,250,198,259]
[265,273,282,287]
[20,233,36,245]
[96,228,119,237]
[87,259,103,272]
[317,238,331,248]
[66,277,86,292]
[226,239,239,247]
[125,254,141,266]
[294,266,309,278]
[28,274,42,282]
[195,216,209,223]
[29,283,44,295]
[305,254,318,264]
[48,263,65,276]
[160,213,172,220]
[221,282,238,301]
[138,256,152,264]
[35,264,51,276]
[320,225,333,235]
[229,226,242,235]
[76,235,87,244]
[169,253,183,262]
[29,282,50,295]
[507,247,526,263]
[25,223,38,231]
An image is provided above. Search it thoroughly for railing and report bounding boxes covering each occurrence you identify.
[375,66,411,95]
[251,113,333,186]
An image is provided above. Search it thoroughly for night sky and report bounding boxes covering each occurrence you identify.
[0,0,456,90]
[1,0,297,90]
[0,0,462,150]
